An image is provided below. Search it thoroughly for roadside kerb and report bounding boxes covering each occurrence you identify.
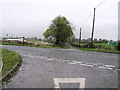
[0,61,20,83]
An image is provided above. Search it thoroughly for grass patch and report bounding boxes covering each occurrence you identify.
[0,48,22,85]
[70,44,120,54]
[0,42,67,49]
[95,43,115,50]
[73,42,115,49]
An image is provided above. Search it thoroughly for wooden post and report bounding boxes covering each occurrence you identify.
[23,36,24,44]
[79,28,81,47]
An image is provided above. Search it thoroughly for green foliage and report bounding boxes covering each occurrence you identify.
[70,44,120,54]
[43,15,73,47]
[0,48,22,85]
[0,48,22,76]
[82,43,96,48]
[0,41,67,49]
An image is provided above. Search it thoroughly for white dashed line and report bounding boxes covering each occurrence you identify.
[68,62,78,64]
[22,54,118,71]
[47,58,54,61]
[99,66,108,69]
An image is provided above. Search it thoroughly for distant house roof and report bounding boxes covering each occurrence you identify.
[6,39,20,41]
[6,39,26,42]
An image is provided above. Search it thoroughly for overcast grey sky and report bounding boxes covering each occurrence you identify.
[1,0,119,40]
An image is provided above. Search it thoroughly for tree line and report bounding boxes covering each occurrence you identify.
[71,37,111,44]
[43,15,120,51]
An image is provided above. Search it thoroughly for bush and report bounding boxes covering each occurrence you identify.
[69,42,79,47]
[116,41,120,51]
[81,43,96,48]
[96,45,102,48]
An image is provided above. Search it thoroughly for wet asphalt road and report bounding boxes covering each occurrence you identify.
[2,45,119,88]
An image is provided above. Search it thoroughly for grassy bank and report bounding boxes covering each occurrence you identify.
[70,44,120,54]
[0,42,67,49]
[0,48,22,85]
[73,42,115,50]
[95,43,115,50]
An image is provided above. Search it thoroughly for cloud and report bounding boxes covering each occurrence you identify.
[1,0,119,40]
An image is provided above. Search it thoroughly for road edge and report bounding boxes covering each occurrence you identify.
[0,55,22,86]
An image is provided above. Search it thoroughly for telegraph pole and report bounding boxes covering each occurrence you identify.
[23,36,25,44]
[79,28,82,47]
[91,8,96,45]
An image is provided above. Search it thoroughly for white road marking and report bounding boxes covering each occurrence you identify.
[106,67,113,70]
[40,56,47,59]
[54,78,85,90]
[98,66,107,69]
[104,65,115,68]
[47,58,54,61]
[68,62,78,64]
[77,62,83,64]
[22,54,117,71]
[84,64,93,67]
[72,61,81,63]
[62,59,70,62]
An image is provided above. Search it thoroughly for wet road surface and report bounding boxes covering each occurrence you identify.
[2,45,119,88]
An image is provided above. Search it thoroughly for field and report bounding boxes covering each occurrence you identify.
[0,39,119,53]
[73,42,116,50]
[70,42,120,54]
[0,39,67,49]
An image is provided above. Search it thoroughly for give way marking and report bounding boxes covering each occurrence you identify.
[54,78,85,90]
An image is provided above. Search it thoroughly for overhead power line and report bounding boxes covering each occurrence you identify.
[81,11,93,28]
[110,0,120,7]
[80,0,107,32]
[95,0,106,8]
[81,0,106,28]
[90,0,107,44]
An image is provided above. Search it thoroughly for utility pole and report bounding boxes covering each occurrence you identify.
[23,36,25,44]
[11,34,13,39]
[6,34,8,39]
[79,28,82,47]
[91,8,96,45]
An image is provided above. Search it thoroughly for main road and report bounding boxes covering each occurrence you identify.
[1,45,119,89]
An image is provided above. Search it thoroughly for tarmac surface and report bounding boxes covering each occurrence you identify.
[1,45,119,89]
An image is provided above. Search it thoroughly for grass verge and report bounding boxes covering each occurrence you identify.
[70,45,120,54]
[0,48,22,86]
[0,42,67,49]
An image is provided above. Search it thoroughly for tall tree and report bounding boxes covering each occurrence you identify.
[43,15,74,47]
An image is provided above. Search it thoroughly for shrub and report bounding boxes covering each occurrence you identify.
[81,43,96,48]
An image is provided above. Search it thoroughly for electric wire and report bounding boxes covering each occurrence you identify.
[81,10,93,28]
[95,0,106,8]
[81,0,107,28]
